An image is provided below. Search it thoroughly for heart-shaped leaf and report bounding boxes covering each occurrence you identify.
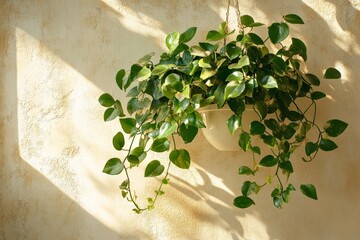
[324,67,341,79]
[151,138,171,152]
[300,184,318,200]
[324,119,348,137]
[144,160,165,177]
[233,196,255,208]
[179,27,197,44]
[319,139,338,151]
[268,22,289,44]
[169,149,191,169]
[103,158,124,175]
[259,155,278,167]
[99,93,115,107]
[284,14,304,24]
[305,142,318,156]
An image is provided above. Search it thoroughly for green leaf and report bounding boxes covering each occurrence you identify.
[305,142,318,156]
[250,121,265,135]
[268,22,289,44]
[114,100,125,118]
[144,160,165,177]
[259,155,278,167]
[251,146,261,155]
[226,71,244,82]
[229,55,250,69]
[152,64,172,76]
[198,57,212,68]
[284,14,304,24]
[206,30,225,41]
[248,33,264,45]
[273,196,283,209]
[99,93,115,107]
[104,108,119,122]
[166,32,180,52]
[162,73,183,98]
[290,38,307,61]
[311,91,326,100]
[124,64,142,90]
[324,119,348,137]
[259,75,278,88]
[272,56,287,73]
[228,98,245,115]
[158,122,176,139]
[103,158,123,175]
[226,43,241,60]
[127,98,143,115]
[179,27,197,44]
[255,100,267,120]
[249,22,264,27]
[304,73,320,86]
[227,115,240,135]
[199,42,219,53]
[262,135,276,147]
[264,119,279,131]
[186,112,206,128]
[200,68,216,80]
[119,179,129,190]
[238,132,251,151]
[279,161,294,173]
[138,52,155,66]
[214,84,225,108]
[113,132,125,151]
[120,118,137,134]
[241,181,260,196]
[319,139,338,151]
[233,196,255,208]
[169,149,191,169]
[171,43,189,57]
[241,15,255,27]
[225,81,245,99]
[300,184,318,200]
[179,124,198,144]
[130,147,146,162]
[324,67,341,79]
[287,111,303,121]
[238,166,254,175]
[163,73,184,92]
[127,155,140,164]
[151,138,171,152]
[116,69,126,90]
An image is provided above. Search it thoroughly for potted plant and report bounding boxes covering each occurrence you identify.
[99,13,347,213]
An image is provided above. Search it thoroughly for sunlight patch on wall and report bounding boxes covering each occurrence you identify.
[14,26,131,234]
[100,0,166,47]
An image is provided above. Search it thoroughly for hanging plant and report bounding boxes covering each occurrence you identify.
[99,10,347,213]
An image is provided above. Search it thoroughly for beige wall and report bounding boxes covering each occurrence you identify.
[1,0,359,239]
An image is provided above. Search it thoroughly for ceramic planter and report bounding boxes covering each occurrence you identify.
[197,105,258,151]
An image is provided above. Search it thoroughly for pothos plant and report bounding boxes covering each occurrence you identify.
[99,14,348,213]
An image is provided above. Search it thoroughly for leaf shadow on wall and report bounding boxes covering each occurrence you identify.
[177,1,360,239]
[0,7,147,240]
[5,0,360,239]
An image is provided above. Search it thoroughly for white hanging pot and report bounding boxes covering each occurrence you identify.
[197,104,258,151]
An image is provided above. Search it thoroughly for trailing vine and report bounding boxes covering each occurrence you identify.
[99,13,347,212]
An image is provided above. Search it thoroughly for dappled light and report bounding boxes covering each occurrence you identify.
[1,0,360,239]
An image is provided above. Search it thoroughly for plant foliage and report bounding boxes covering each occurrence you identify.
[99,13,347,213]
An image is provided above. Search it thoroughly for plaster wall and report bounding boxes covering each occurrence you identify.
[1,0,359,239]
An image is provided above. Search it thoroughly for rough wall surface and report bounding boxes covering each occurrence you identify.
[1,0,359,239]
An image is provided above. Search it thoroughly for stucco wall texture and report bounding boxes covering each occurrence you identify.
[1,0,359,239]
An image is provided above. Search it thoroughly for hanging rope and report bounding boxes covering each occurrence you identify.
[234,0,242,31]
[224,0,242,46]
